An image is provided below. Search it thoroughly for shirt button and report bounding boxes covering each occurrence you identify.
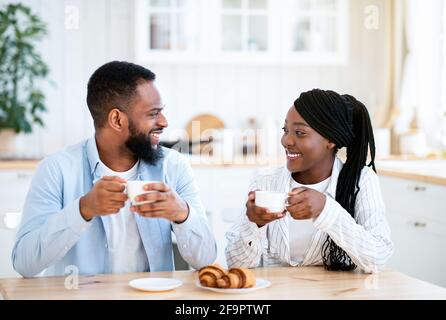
[183,244,187,249]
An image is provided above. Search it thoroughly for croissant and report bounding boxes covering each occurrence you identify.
[198,264,226,288]
[216,268,255,289]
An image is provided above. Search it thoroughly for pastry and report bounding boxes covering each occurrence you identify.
[216,268,255,289]
[198,264,226,288]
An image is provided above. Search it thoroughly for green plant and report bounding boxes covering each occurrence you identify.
[0,3,49,133]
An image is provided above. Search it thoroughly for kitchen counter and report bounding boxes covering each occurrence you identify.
[1,159,446,185]
[376,160,446,186]
[1,266,446,300]
[0,160,39,170]
[0,156,284,170]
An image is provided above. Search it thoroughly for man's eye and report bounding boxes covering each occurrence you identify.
[149,112,159,117]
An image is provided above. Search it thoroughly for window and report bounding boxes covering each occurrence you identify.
[146,0,197,51]
[220,0,269,52]
[134,0,348,64]
[281,0,348,63]
[135,0,201,62]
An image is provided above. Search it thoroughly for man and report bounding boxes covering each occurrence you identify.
[12,61,217,277]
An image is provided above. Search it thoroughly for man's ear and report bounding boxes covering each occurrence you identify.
[108,108,127,132]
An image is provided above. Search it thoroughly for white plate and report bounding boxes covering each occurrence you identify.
[195,278,271,294]
[129,278,183,292]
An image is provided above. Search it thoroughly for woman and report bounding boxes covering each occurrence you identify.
[225,89,393,273]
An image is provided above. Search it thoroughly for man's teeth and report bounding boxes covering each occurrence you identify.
[151,133,160,138]
[287,152,302,158]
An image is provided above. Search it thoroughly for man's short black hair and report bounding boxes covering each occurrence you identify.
[86,61,156,128]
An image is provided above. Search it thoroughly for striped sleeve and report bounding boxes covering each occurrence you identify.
[313,167,394,273]
[225,214,267,268]
[225,175,268,268]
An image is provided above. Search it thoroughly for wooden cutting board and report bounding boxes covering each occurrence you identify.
[185,113,225,142]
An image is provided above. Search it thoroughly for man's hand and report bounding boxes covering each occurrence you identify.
[130,182,189,223]
[246,190,286,227]
[286,187,326,220]
[80,176,128,221]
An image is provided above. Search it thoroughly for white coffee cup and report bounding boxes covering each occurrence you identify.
[255,190,287,212]
[126,180,160,205]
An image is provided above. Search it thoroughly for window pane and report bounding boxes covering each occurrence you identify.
[312,17,336,52]
[150,14,171,49]
[175,0,185,8]
[316,0,337,11]
[248,0,267,9]
[149,0,170,8]
[292,18,311,51]
[222,15,242,50]
[223,0,241,9]
[297,0,336,11]
[248,16,268,51]
[175,13,194,50]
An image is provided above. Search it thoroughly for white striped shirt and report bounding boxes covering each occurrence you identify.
[225,157,394,273]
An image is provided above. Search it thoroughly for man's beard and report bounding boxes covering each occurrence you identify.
[125,121,164,166]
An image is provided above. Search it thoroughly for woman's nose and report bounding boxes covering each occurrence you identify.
[282,133,295,147]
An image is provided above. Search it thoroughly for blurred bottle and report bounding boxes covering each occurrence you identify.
[242,117,259,156]
[399,114,428,157]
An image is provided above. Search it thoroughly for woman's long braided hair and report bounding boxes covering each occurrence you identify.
[294,89,376,271]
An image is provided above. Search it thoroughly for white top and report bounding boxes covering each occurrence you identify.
[225,157,394,274]
[288,177,331,265]
[96,160,149,273]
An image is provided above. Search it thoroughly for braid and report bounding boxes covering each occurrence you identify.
[294,89,376,271]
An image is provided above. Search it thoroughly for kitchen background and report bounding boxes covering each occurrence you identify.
[1,0,445,288]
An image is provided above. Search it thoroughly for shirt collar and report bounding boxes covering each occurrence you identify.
[86,135,101,176]
[283,156,344,199]
[86,135,164,181]
[326,156,343,198]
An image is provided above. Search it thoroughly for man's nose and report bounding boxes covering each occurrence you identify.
[157,112,168,128]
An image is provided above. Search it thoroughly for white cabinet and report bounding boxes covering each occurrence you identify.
[135,0,348,64]
[379,176,446,287]
[193,165,263,267]
[0,169,34,278]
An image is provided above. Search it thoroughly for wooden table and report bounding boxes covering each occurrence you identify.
[1,267,446,300]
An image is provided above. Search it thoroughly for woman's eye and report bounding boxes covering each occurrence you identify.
[295,131,304,136]
[281,127,288,133]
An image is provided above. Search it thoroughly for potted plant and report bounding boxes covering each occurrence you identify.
[0,3,49,157]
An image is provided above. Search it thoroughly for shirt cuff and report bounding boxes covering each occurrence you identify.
[238,218,267,249]
[313,196,340,231]
[171,204,200,234]
[65,198,92,236]
[251,221,268,239]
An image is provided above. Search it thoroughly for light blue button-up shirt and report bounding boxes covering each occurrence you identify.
[12,136,217,277]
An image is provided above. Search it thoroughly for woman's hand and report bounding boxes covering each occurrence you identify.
[246,191,286,227]
[286,187,326,220]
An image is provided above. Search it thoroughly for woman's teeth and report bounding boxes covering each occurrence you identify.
[287,152,302,159]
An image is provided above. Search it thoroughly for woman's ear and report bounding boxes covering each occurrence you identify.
[327,141,336,150]
[108,108,127,132]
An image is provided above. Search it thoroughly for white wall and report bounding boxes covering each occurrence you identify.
[1,0,391,157]
[0,0,135,157]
